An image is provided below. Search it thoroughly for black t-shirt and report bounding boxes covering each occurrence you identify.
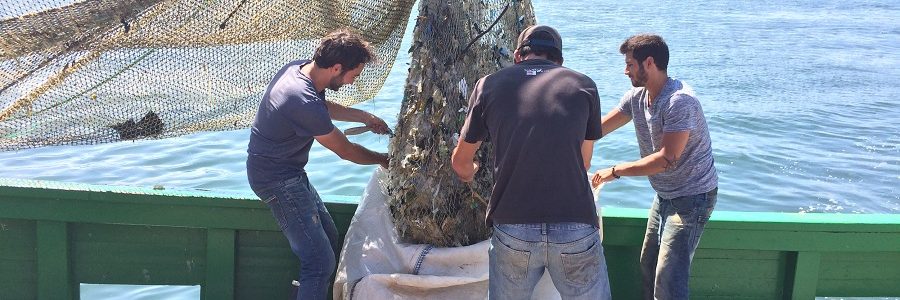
[460,59,602,226]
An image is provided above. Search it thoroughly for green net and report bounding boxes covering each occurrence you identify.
[0,0,415,150]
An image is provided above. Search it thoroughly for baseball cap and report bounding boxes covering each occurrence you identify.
[516,25,562,52]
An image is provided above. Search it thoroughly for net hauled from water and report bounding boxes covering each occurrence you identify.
[0,0,415,150]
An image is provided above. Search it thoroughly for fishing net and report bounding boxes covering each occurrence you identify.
[386,0,534,247]
[0,0,416,150]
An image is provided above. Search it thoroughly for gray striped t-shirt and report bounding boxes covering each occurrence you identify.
[615,77,717,199]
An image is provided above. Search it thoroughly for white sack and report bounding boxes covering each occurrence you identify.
[333,169,602,300]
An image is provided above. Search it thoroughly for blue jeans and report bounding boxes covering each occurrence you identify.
[641,188,717,300]
[254,175,339,300]
[489,222,611,300]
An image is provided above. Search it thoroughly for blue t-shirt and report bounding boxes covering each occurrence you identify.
[246,60,335,191]
[615,77,717,199]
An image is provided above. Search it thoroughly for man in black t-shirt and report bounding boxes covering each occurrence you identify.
[452,25,611,299]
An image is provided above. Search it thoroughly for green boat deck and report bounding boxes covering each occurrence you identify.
[1,178,898,299]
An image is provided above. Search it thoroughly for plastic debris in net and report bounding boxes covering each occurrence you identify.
[385,0,536,247]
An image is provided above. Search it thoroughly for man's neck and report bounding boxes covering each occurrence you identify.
[300,62,328,93]
[518,53,559,65]
[645,72,668,105]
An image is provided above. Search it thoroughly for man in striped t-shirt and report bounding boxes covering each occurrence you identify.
[592,34,718,300]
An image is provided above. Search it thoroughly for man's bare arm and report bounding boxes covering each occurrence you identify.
[315,127,388,168]
[451,138,482,182]
[325,101,390,134]
[600,109,632,137]
[592,130,689,186]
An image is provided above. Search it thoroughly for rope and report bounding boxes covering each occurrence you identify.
[219,0,249,29]
[467,182,489,207]
[450,2,511,65]
[413,244,434,275]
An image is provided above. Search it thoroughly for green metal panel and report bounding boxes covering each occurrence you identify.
[36,221,72,300]
[702,229,900,252]
[2,179,900,299]
[70,223,206,285]
[604,245,641,299]
[599,222,647,246]
[710,210,900,225]
[691,249,788,299]
[5,196,275,231]
[785,251,821,300]
[0,218,37,300]
[816,252,900,297]
[235,230,298,299]
[203,229,236,300]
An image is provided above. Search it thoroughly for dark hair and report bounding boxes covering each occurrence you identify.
[518,31,563,63]
[619,34,669,71]
[313,28,375,71]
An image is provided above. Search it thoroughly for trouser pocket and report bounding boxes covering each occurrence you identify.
[491,228,531,282]
[560,232,602,286]
[264,178,313,231]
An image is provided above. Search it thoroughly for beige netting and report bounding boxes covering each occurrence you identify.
[0,0,415,150]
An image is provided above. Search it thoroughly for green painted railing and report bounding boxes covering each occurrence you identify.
[1,178,898,299]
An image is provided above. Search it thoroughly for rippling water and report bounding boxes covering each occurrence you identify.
[4,0,899,298]
[3,1,899,209]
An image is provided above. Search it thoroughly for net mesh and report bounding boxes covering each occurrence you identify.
[0,0,416,150]
[386,0,534,246]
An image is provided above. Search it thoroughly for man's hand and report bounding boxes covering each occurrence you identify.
[451,139,482,182]
[363,114,391,135]
[591,167,617,188]
[324,101,392,135]
[457,161,480,182]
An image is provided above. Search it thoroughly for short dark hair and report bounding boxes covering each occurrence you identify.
[619,34,669,71]
[313,28,375,71]
[518,31,563,63]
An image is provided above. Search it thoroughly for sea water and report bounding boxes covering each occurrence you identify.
[3,0,897,213]
[2,0,899,298]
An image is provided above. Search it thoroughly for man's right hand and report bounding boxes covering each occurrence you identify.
[451,139,482,182]
[457,161,479,183]
[591,167,617,188]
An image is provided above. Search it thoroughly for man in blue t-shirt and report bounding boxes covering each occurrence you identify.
[246,29,390,299]
[592,34,718,300]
